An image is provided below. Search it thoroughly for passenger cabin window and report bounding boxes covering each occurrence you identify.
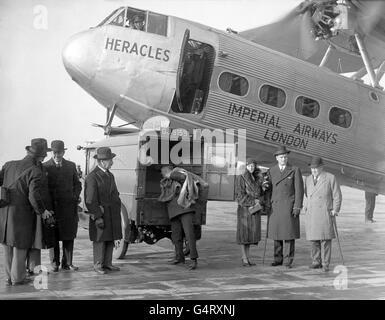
[219,72,249,96]
[329,107,352,128]
[259,85,286,108]
[295,96,320,118]
[97,7,168,36]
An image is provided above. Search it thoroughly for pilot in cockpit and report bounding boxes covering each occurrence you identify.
[132,15,145,31]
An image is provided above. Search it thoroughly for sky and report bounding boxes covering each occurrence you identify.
[0,0,322,168]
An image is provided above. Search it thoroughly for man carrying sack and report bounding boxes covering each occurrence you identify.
[85,147,122,274]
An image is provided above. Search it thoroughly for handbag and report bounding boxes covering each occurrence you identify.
[248,201,262,215]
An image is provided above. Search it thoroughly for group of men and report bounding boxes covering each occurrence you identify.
[0,138,81,285]
[0,139,125,287]
[267,146,342,272]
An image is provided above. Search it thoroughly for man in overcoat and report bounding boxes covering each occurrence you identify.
[0,138,53,285]
[85,147,122,274]
[303,156,342,272]
[267,146,304,268]
[44,140,82,272]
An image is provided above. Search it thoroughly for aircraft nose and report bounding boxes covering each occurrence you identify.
[62,30,99,85]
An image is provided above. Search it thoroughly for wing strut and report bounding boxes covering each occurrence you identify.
[319,44,333,67]
[354,33,377,87]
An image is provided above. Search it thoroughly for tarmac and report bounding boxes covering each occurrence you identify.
[0,186,384,300]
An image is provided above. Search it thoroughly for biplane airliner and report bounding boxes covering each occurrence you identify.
[63,0,385,195]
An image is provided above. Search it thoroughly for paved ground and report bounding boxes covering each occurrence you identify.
[0,186,384,300]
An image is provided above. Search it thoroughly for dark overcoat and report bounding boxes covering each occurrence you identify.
[0,155,47,249]
[267,164,304,240]
[44,158,82,240]
[84,166,122,242]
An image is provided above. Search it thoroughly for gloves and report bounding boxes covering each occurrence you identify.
[329,210,338,217]
[292,208,300,217]
[95,217,105,229]
[42,209,53,219]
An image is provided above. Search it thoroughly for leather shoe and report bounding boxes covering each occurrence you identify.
[285,263,293,269]
[241,259,249,267]
[12,278,33,286]
[5,278,12,286]
[322,266,330,272]
[104,265,120,271]
[51,265,59,273]
[271,261,283,266]
[94,266,106,275]
[247,259,256,266]
[189,259,197,270]
[169,259,185,265]
[309,263,322,269]
[62,264,79,271]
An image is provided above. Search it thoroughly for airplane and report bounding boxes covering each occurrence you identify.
[62,0,385,196]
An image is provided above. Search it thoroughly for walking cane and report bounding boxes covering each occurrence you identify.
[262,213,270,265]
[331,215,345,265]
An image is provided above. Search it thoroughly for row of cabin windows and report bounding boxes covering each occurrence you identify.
[218,72,352,129]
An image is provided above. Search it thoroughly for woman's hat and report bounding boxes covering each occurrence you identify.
[25,138,51,158]
[309,156,324,168]
[246,158,258,166]
[274,145,290,156]
[93,147,116,160]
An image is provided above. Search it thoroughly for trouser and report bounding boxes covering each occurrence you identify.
[171,212,198,261]
[49,240,74,267]
[274,239,295,265]
[311,240,332,267]
[93,241,114,268]
[2,245,28,283]
[365,192,376,220]
[26,248,41,272]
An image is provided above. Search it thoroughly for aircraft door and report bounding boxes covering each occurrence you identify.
[175,29,191,112]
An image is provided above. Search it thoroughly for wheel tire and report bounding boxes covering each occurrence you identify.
[113,205,130,259]
[114,240,129,259]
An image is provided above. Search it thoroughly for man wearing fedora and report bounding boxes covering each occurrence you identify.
[267,146,304,268]
[303,156,342,272]
[0,138,53,285]
[85,147,122,274]
[44,140,82,272]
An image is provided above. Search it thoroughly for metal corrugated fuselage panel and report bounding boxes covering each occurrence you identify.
[200,33,385,189]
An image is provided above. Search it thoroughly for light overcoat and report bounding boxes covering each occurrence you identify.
[303,171,342,240]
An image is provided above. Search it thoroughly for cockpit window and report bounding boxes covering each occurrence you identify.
[147,12,168,36]
[110,9,126,27]
[97,7,168,36]
[97,8,121,27]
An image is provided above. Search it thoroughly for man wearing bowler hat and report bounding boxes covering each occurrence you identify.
[303,156,342,272]
[44,140,82,272]
[267,146,304,268]
[0,138,53,285]
[85,147,122,274]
